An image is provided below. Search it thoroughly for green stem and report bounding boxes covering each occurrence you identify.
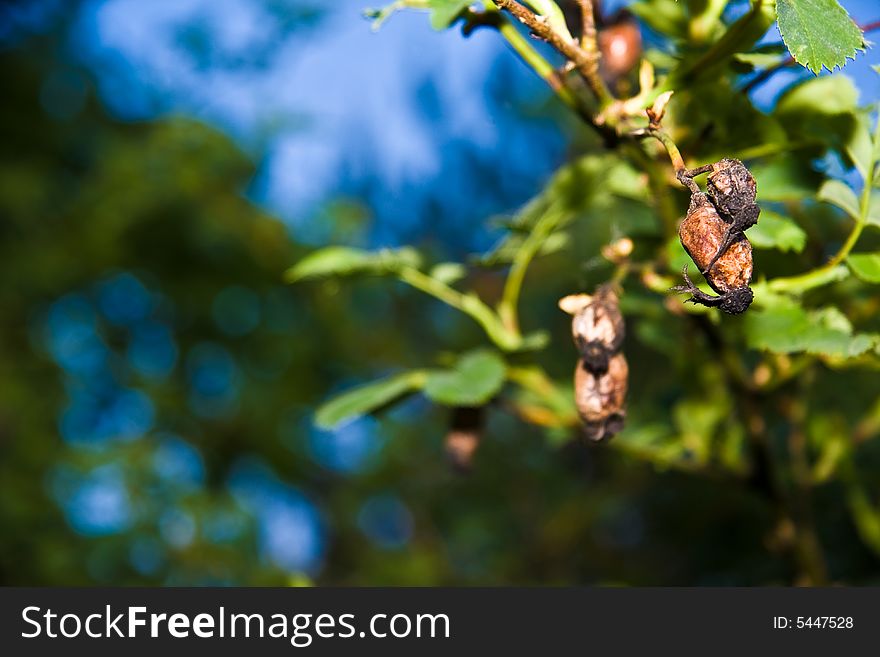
[769,120,878,295]
[827,176,873,269]
[625,141,679,238]
[397,267,521,351]
[838,448,880,558]
[782,391,830,585]
[766,265,849,295]
[497,207,565,334]
[507,364,578,425]
[642,128,686,173]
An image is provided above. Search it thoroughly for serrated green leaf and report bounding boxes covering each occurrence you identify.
[817,179,860,219]
[315,371,426,430]
[745,301,876,358]
[429,262,467,285]
[847,253,880,283]
[748,210,807,253]
[424,349,506,406]
[285,246,421,283]
[777,0,864,74]
[427,0,471,30]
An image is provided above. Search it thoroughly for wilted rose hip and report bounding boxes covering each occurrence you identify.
[674,159,757,315]
[558,285,625,374]
[560,285,627,441]
[574,353,628,442]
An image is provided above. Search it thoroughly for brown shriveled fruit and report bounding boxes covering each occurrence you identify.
[558,285,625,374]
[574,353,628,442]
[598,15,642,84]
[706,158,758,220]
[677,192,754,314]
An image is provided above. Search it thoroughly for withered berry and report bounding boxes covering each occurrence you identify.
[560,285,627,441]
[598,14,642,84]
[706,158,758,221]
[574,353,628,442]
[703,158,760,274]
[676,191,754,314]
[558,285,625,375]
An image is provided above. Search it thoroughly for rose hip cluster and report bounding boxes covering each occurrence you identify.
[674,158,759,315]
[559,285,627,442]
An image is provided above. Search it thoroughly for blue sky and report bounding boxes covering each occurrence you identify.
[57,0,880,252]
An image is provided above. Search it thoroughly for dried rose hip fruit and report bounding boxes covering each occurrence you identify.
[703,158,760,273]
[675,191,754,314]
[598,13,642,83]
[676,159,759,274]
[560,285,627,441]
[574,353,628,442]
[558,285,625,375]
[706,159,757,215]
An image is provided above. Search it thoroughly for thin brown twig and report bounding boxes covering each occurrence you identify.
[492,0,613,106]
[576,0,600,74]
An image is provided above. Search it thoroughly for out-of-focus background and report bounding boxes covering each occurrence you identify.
[1,0,878,585]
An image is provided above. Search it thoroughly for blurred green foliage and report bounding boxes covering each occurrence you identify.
[298,0,880,584]
[2,0,880,587]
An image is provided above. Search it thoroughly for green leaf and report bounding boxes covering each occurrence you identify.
[429,262,467,285]
[773,75,863,156]
[315,371,426,430]
[424,349,506,406]
[869,192,880,227]
[847,253,880,283]
[630,0,689,39]
[748,210,807,253]
[745,300,876,359]
[817,179,860,219]
[427,0,471,30]
[733,51,788,69]
[751,156,822,201]
[845,112,874,180]
[285,246,422,283]
[777,0,864,74]
[776,74,859,117]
